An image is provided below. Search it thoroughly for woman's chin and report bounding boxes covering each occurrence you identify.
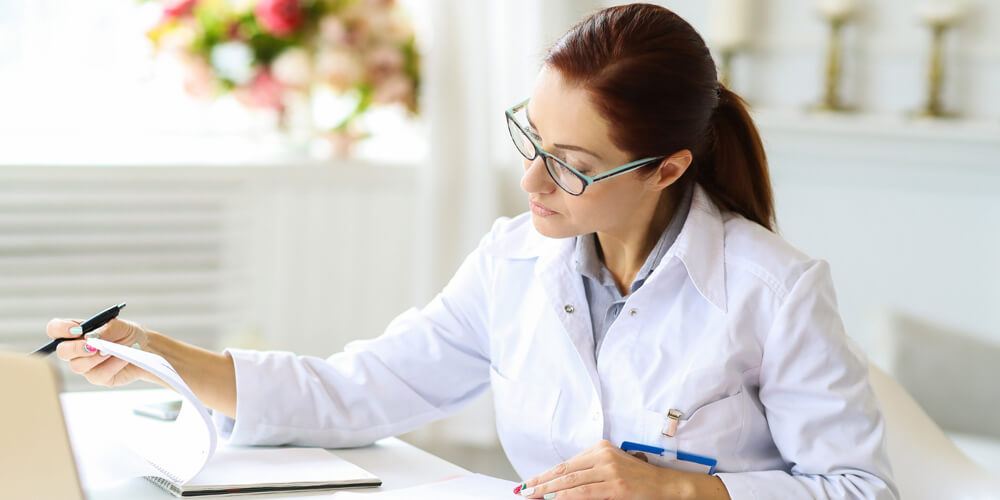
[530,215,576,239]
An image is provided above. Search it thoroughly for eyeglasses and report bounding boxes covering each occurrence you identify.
[505,99,666,196]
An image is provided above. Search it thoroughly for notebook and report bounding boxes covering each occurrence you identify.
[87,338,382,497]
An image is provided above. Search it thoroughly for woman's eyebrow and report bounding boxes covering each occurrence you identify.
[525,107,604,161]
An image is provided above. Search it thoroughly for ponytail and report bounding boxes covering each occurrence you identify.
[697,85,775,231]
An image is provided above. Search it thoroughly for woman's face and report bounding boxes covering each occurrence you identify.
[520,66,665,239]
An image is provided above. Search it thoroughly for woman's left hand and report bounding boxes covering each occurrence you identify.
[516,440,730,500]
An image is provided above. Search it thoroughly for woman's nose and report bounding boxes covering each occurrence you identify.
[520,157,555,194]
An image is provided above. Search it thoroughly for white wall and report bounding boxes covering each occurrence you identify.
[650,0,1000,118]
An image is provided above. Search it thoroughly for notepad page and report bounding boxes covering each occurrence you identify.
[184,447,380,489]
[333,473,517,499]
[87,338,217,484]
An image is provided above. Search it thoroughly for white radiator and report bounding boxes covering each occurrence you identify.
[0,167,239,352]
[0,163,420,374]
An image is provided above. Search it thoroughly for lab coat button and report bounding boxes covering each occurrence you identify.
[629,308,638,316]
[564,304,575,313]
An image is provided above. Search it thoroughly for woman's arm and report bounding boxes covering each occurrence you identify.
[714,260,898,499]
[145,331,237,418]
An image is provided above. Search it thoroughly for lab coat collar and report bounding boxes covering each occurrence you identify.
[669,184,728,313]
[483,184,729,312]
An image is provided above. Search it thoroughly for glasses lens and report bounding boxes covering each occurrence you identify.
[506,116,536,160]
[545,157,585,195]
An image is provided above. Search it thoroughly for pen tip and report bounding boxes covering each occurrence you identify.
[118,302,127,309]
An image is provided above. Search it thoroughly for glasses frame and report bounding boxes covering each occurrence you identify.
[505,99,666,196]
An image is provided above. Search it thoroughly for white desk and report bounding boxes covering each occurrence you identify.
[61,389,469,499]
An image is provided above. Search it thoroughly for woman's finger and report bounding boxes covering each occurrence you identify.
[56,338,99,361]
[87,318,131,343]
[524,466,605,499]
[521,441,615,494]
[69,352,112,375]
[45,318,82,340]
[84,356,129,387]
[533,480,614,500]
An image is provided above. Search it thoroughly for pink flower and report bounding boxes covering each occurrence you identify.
[372,73,413,106]
[254,0,305,37]
[366,45,405,85]
[318,15,347,45]
[163,0,197,18]
[180,56,216,99]
[234,69,286,111]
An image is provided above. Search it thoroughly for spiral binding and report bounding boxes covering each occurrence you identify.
[143,459,184,496]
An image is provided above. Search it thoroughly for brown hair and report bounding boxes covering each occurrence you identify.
[545,3,775,231]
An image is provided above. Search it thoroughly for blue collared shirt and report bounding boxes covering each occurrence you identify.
[574,187,692,354]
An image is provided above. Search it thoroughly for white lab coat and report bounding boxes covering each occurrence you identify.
[216,185,898,499]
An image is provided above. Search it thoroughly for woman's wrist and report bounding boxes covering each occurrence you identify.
[144,331,238,418]
[137,331,170,386]
[684,473,730,500]
[653,466,730,500]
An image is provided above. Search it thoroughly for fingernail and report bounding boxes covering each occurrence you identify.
[84,344,96,354]
[70,326,83,335]
[544,494,556,499]
[514,483,524,494]
[85,332,100,340]
[520,487,534,496]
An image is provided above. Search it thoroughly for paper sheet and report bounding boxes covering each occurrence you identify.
[86,338,217,484]
[333,473,517,499]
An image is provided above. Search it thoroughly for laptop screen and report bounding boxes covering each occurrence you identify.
[0,350,86,500]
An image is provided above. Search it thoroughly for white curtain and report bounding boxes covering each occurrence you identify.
[411,0,604,446]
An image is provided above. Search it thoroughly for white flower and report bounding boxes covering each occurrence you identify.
[271,48,312,88]
[226,0,256,14]
[210,41,255,85]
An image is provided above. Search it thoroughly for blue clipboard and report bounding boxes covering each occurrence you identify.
[620,440,718,475]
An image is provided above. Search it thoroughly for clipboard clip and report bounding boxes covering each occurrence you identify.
[661,408,683,437]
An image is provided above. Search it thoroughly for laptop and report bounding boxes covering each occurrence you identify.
[0,350,87,500]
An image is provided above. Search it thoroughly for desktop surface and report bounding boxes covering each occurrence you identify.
[62,389,469,499]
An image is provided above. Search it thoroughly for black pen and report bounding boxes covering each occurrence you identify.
[31,302,127,356]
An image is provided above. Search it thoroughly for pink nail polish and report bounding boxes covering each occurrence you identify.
[84,344,96,353]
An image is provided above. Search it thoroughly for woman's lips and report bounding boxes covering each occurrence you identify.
[530,200,558,217]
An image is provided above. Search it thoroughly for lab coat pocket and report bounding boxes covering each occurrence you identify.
[643,392,745,471]
[489,365,563,474]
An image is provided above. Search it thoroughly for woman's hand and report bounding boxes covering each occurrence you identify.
[46,317,153,387]
[516,440,730,500]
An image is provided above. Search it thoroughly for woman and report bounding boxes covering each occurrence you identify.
[48,4,896,499]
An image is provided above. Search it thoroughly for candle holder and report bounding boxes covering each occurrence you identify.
[912,8,963,119]
[812,12,856,112]
[707,0,752,90]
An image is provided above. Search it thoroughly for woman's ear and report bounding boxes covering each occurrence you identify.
[649,149,693,191]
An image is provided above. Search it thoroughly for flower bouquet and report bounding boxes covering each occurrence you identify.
[145,0,420,153]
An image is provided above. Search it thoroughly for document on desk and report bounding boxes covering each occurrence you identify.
[86,339,381,497]
[334,473,518,499]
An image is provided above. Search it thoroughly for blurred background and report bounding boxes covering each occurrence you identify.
[1,0,998,483]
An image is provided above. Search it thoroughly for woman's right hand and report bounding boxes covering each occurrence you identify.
[46,317,153,387]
